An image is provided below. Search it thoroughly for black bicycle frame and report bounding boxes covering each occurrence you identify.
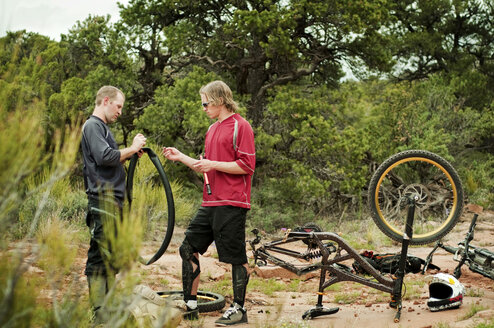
[250,196,419,322]
[422,214,494,280]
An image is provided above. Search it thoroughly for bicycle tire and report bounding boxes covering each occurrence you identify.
[368,150,464,245]
[157,290,226,313]
[127,148,175,265]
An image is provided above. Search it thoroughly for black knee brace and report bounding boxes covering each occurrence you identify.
[232,264,249,307]
[180,238,200,300]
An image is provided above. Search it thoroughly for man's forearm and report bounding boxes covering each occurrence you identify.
[210,161,247,175]
[119,146,138,162]
[177,153,200,171]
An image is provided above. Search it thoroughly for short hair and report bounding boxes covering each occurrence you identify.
[95,86,125,106]
[200,81,238,112]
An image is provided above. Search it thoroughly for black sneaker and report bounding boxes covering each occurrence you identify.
[215,303,247,326]
[183,305,199,320]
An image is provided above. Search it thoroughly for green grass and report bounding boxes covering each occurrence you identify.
[248,277,295,296]
[259,319,313,328]
[208,273,233,297]
[333,291,361,304]
[402,277,427,300]
[466,287,485,297]
[460,304,488,321]
[472,320,494,328]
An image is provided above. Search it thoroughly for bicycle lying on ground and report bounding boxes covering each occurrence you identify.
[249,150,464,322]
[422,213,494,280]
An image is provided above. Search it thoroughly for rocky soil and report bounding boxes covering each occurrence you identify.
[137,209,494,328]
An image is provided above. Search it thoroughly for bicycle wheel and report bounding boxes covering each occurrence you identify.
[127,147,175,265]
[158,290,226,313]
[368,150,464,245]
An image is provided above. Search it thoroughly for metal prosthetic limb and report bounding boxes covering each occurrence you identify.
[232,264,249,306]
[180,238,201,301]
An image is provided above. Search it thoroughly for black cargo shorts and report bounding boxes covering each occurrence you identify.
[184,205,248,265]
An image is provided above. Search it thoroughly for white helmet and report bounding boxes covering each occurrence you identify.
[427,273,465,312]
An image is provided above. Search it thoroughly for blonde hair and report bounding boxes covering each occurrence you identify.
[200,81,238,112]
[95,86,125,106]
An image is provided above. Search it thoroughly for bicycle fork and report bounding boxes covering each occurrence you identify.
[391,195,417,322]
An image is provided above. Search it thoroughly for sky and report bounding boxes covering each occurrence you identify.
[0,0,129,41]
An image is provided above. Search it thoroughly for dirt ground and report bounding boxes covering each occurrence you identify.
[25,208,493,327]
[134,208,494,328]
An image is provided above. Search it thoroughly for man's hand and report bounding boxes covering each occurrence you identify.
[120,133,147,162]
[162,147,205,171]
[162,147,184,162]
[132,133,147,152]
[193,157,214,173]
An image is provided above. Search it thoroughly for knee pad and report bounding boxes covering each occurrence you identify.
[180,238,200,300]
[179,238,197,262]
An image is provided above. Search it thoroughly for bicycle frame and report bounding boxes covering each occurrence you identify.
[249,196,421,322]
[422,214,494,280]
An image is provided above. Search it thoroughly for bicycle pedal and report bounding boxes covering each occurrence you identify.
[302,306,339,320]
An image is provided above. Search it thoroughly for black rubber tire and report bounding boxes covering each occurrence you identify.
[157,290,226,313]
[126,148,175,265]
[368,150,463,245]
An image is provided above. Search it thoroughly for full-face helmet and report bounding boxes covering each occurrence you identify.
[427,273,465,312]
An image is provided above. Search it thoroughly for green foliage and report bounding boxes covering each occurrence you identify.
[36,217,79,276]
[135,67,223,188]
[252,83,372,227]
[136,67,219,147]
[0,255,37,327]
[16,173,87,239]
[390,0,494,109]
[457,151,494,208]
[3,1,494,326]
[0,92,85,327]
[127,143,197,231]
[365,78,454,160]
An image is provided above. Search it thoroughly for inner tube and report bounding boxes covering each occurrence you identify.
[126,147,175,265]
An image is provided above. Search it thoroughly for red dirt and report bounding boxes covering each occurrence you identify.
[34,209,494,327]
[145,210,494,328]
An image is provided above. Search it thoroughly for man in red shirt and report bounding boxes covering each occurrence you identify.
[162,80,255,326]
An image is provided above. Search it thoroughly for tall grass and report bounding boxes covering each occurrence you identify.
[128,144,198,234]
[0,97,83,326]
[0,97,191,326]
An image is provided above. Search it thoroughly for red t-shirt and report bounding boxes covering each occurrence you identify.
[202,113,256,209]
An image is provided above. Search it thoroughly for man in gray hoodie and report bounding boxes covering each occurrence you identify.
[81,85,146,323]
